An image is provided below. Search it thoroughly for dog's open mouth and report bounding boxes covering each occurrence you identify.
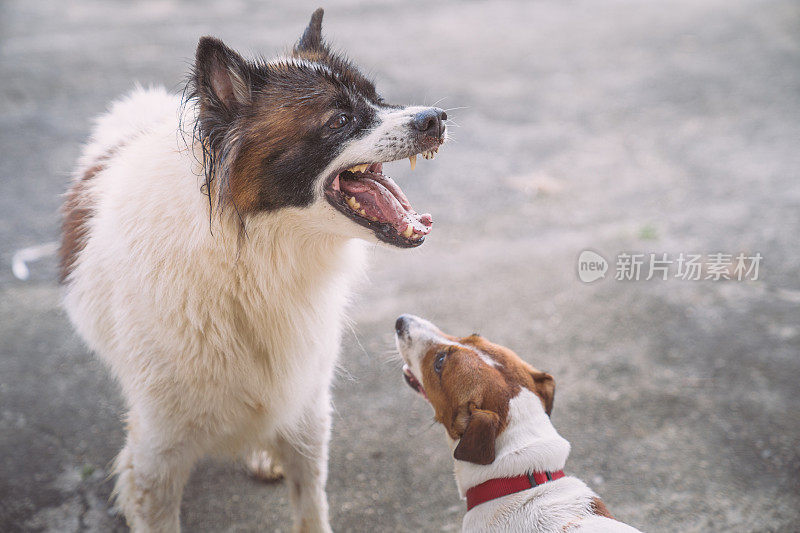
[325,149,439,247]
[402,364,427,399]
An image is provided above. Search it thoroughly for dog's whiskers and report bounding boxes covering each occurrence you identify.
[407,418,440,438]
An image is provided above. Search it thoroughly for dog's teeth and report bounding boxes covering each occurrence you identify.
[346,196,360,210]
[370,216,378,221]
[359,209,367,216]
[402,224,414,238]
[347,164,369,173]
[409,155,417,171]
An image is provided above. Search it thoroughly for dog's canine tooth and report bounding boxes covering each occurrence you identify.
[402,224,414,238]
[409,155,417,171]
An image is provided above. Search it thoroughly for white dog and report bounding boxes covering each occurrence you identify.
[59,9,446,532]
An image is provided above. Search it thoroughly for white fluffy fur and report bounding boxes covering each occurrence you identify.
[63,86,373,532]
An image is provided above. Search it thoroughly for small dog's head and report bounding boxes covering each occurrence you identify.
[188,9,447,247]
[395,315,555,465]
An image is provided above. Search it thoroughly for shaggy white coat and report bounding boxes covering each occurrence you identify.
[63,86,374,532]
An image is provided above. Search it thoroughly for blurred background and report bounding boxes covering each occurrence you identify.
[1,0,799,531]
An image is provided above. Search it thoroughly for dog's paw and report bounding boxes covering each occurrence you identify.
[245,450,284,482]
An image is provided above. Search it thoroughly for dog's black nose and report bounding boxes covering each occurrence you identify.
[395,314,411,336]
[412,108,447,139]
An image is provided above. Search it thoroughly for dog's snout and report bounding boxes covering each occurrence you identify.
[395,314,412,337]
[412,108,447,139]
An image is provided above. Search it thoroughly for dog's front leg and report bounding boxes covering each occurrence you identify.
[113,412,199,533]
[275,392,333,533]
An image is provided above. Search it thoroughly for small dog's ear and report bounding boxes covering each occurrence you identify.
[453,407,500,465]
[530,371,555,416]
[295,8,326,54]
[194,36,251,113]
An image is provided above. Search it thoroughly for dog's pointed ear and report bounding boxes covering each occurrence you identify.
[453,407,501,465]
[530,370,555,416]
[193,36,251,114]
[295,8,326,54]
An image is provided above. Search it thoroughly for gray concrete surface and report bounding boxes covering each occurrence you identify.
[1,0,799,531]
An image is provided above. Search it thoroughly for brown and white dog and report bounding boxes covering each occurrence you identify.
[395,315,642,533]
[59,9,446,532]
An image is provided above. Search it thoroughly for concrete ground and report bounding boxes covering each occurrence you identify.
[1,0,799,531]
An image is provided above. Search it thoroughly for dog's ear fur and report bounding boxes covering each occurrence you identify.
[530,370,555,416]
[295,8,326,54]
[193,36,251,116]
[453,407,501,465]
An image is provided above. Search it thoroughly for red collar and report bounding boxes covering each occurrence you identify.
[465,470,565,511]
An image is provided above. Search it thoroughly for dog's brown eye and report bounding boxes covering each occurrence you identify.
[329,113,350,130]
[434,352,446,374]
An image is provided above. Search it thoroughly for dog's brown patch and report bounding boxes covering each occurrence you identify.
[590,497,615,519]
[418,332,555,464]
[227,92,339,212]
[59,146,121,283]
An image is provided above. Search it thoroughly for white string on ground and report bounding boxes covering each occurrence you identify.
[11,241,58,280]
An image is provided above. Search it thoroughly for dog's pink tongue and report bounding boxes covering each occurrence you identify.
[340,173,433,236]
